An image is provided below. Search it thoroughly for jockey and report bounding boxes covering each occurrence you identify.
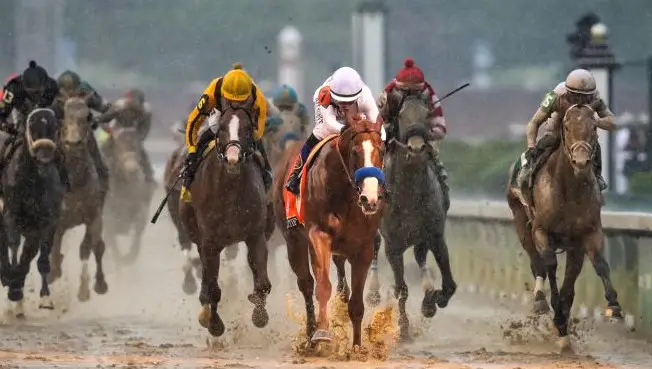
[94,88,155,184]
[378,57,449,212]
[0,61,69,190]
[56,70,113,192]
[285,66,385,195]
[268,84,310,135]
[0,73,17,102]
[181,63,272,202]
[520,68,616,192]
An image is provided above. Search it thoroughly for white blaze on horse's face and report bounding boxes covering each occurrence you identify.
[226,114,241,165]
[360,139,380,213]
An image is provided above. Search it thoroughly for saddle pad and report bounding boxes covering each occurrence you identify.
[284,134,339,227]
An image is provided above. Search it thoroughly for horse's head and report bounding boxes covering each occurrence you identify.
[215,107,255,173]
[339,115,386,215]
[562,104,598,175]
[396,94,432,156]
[111,126,143,178]
[62,96,90,147]
[25,108,59,165]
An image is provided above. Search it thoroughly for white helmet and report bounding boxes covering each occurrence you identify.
[330,67,364,103]
[565,69,596,95]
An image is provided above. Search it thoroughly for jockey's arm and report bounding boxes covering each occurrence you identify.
[137,103,153,141]
[252,85,267,140]
[592,98,617,131]
[429,92,447,137]
[82,82,112,113]
[359,85,386,141]
[526,91,556,148]
[376,91,390,123]
[185,78,220,153]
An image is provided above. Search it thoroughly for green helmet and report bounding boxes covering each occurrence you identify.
[57,70,81,93]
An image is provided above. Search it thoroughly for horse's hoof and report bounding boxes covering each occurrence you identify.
[182,273,197,295]
[605,305,624,321]
[557,335,573,354]
[94,279,109,295]
[77,287,91,302]
[8,288,23,302]
[433,289,452,308]
[248,293,266,306]
[398,327,412,343]
[15,312,26,320]
[532,299,550,315]
[208,313,225,337]
[38,295,54,310]
[252,306,269,328]
[14,300,25,319]
[421,290,438,318]
[198,304,210,328]
[310,329,333,343]
[366,290,381,307]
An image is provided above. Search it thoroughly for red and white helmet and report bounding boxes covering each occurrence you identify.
[330,67,364,103]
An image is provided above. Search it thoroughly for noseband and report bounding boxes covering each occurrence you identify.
[215,107,255,163]
[561,104,597,162]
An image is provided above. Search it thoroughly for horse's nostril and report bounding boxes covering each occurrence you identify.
[359,195,368,204]
[572,159,577,165]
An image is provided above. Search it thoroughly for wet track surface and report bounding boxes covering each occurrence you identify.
[0,141,650,369]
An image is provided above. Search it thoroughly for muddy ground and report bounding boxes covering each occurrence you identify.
[0,145,650,369]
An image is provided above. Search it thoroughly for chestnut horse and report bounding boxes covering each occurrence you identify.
[507,104,623,352]
[274,115,385,350]
[179,107,273,337]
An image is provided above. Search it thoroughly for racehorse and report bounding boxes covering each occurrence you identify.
[507,104,623,351]
[365,95,456,340]
[179,107,274,337]
[49,97,108,302]
[101,125,154,264]
[274,113,386,350]
[0,108,65,317]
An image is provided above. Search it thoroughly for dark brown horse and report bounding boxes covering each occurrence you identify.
[507,104,623,352]
[49,97,108,302]
[179,107,274,337]
[274,115,386,350]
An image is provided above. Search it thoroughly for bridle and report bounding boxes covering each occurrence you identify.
[335,125,385,195]
[561,104,597,163]
[215,106,255,163]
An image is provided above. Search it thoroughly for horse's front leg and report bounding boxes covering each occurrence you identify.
[308,225,333,343]
[556,247,585,353]
[36,227,56,309]
[333,255,349,302]
[47,227,64,284]
[585,228,624,321]
[198,239,225,337]
[533,229,560,331]
[0,222,10,287]
[245,232,272,329]
[349,244,373,349]
[429,234,457,309]
[365,231,382,307]
[386,239,410,341]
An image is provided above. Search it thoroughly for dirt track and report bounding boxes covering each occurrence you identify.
[1,169,651,368]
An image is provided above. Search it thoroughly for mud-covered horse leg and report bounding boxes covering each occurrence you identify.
[48,227,64,284]
[89,214,108,296]
[508,196,549,314]
[365,231,382,307]
[245,233,272,329]
[349,249,373,348]
[333,255,349,302]
[430,234,457,309]
[533,229,561,334]
[555,246,584,353]
[197,240,225,336]
[36,228,56,310]
[585,229,624,320]
[77,226,93,302]
[6,224,28,318]
[308,225,334,343]
[414,242,437,318]
[386,240,410,341]
[285,230,316,341]
[0,223,10,287]
[181,246,198,295]
[126,208,147,264]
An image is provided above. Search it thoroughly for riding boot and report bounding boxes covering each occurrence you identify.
[432,155,450,213]
[285,133,320,195]
[254,139,273,191]
[591,142,607,191]
[86,135,110,197]
[181,130,214,202]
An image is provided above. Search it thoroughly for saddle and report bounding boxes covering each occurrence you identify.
[284,134,339,228]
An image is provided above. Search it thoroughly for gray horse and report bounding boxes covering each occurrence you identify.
[365,95,457,340]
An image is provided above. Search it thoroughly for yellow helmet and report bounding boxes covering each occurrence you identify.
[221,63,253,101]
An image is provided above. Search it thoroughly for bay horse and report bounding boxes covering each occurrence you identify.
[365,95,456,340]
[274,114,386,350]
[506,104,623,351]
[0,108,65,317]
[101,125,154,264]
[49,97,108,302]
[179,107,273,337]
